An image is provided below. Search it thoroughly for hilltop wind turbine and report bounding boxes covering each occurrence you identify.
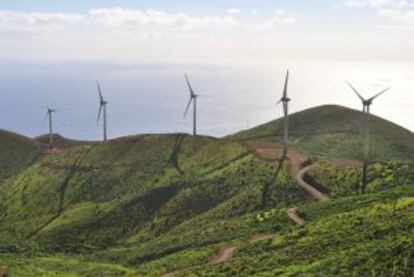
[183,74,199,136]
[277,70,291,157]
[96,81,108,142]
[45,106,57,148]
[347,81,390,193]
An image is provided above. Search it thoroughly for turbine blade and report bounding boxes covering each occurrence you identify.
[368,87,389,102]
[43,111,49,123]
[346,81,365,102]
[184,74,195,97]
[276,99,282,105]
[183,97,193,118]
[283,70,289,98]
[97,81,104,102]
[97,104,103,124]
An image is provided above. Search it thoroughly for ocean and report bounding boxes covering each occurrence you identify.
[0,60,413,140]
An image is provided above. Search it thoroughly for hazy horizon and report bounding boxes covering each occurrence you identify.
[0,60,413,140]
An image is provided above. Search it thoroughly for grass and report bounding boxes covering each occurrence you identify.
[175,186,414,276]
[0,254,136,276]
[231,105,414,161]
[0,129,40,185]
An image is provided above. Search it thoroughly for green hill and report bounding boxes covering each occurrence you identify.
[231,105,414,161]
[35,134,93,149]
[0,129,41,185]
[0,105,413,276]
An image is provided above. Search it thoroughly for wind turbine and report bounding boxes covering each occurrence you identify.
[277,70,291,157]
[183,74,199,136]
[347,81,389,193]
[45,106,57,148]
[96,81,108,142]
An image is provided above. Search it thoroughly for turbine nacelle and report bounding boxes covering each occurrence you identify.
[47,106,56,114]
[277,70,291,105]
[280,96,291,103]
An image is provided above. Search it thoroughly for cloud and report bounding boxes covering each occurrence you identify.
[378,8,414,23]
[89,7,239,31]
[343,0,412,8]
[0,10,84,37]
[0,7,241,38]
[227,8,241,15]
[344,0,414,25]
[255,10,298,30]
[0,7,301,38]
[0,7,304,62]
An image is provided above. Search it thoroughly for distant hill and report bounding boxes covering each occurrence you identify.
[35,134,93,149]
[231,105,414,161]
[0,129,40,184]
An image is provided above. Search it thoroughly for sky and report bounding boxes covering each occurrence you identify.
[1,0,414,62]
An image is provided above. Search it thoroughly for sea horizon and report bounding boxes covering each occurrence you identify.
[1,60,413,140]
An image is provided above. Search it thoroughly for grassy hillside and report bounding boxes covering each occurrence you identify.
[231,105,414,161]
[35,134,93,149]
[177,185,414,276]
[0,129,41,185]
[0,105,413,276]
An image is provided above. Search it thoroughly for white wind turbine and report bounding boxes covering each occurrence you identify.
[183,74,200,136]
[347,81,389,193]
[96,81,108,142]
[276,70,291,157]
[45,106,57,148]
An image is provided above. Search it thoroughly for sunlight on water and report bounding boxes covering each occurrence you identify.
[0,61,412,140]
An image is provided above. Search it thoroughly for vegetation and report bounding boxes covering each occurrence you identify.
[0,105,413,276]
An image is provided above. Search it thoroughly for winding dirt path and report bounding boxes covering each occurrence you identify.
[209,246,237,265]
[159,145,331,276]
[248,233,275,243]
[287,207,305,226]
[295,166,329,202]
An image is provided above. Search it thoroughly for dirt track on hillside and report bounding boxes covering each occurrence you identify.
[287,207,305,226]
[159,144,331,276]
[295,166,330,202]
[209,246,237,265]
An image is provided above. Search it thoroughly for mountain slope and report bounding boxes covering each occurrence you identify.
[35,134,93,150]
[231,105,414,161]
[0,129,41,185]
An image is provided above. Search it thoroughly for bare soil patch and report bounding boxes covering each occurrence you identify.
[209,246,237,265]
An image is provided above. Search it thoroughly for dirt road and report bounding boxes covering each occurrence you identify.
[287,207,305,226]
[209,246,237,265]
[295,166,329,202]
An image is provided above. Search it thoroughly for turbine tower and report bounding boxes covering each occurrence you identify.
[96,81,108,142]
[347,81,389,193]
[183,74,199,136]
[45,106,56,148]
[277,70,291,157]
